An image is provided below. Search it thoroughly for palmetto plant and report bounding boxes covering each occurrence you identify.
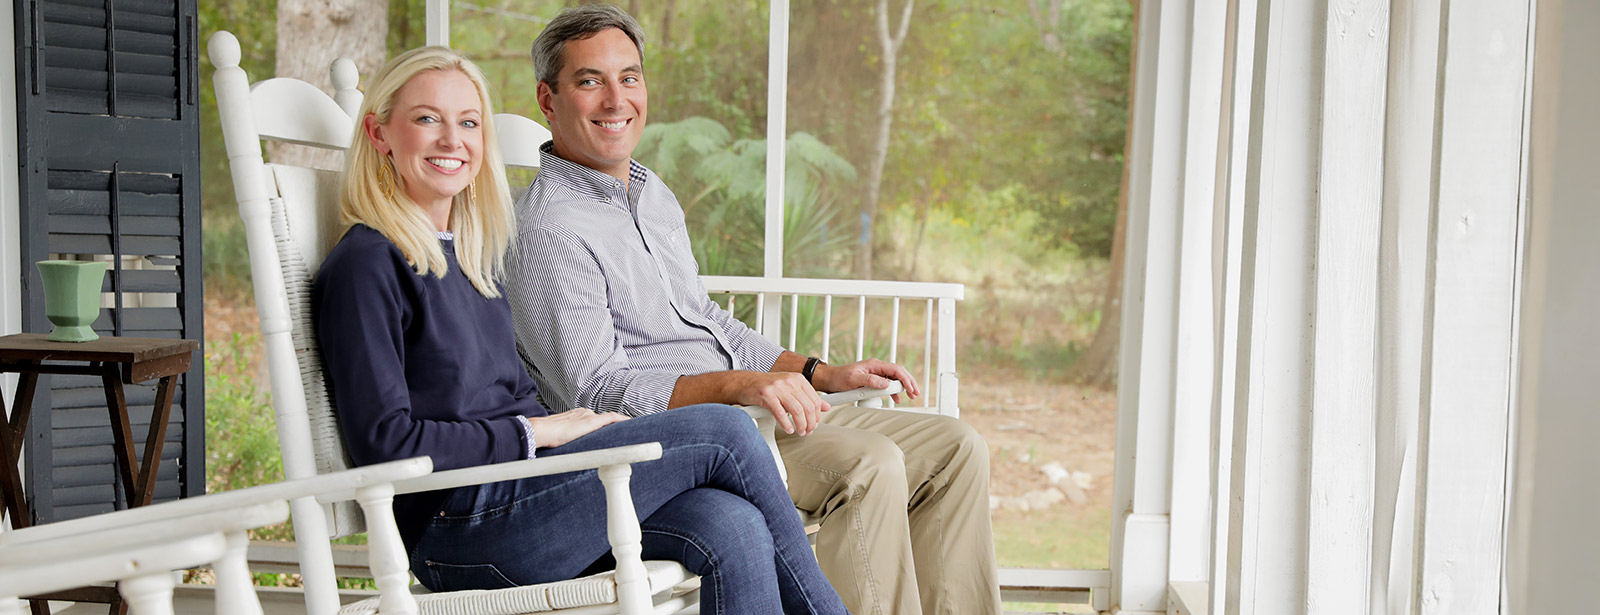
[635,117,857,279]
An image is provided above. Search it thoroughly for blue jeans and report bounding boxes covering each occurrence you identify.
[409,404,849,615]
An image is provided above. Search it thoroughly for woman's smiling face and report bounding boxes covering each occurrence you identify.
[367,69,485,212]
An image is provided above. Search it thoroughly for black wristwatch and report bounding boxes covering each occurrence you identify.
[802,356,824,383]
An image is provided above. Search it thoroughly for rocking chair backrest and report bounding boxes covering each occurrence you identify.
[495,112,553,171]
[209,30,367,540]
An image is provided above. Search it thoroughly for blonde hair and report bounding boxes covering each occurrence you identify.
[341,46,514,298]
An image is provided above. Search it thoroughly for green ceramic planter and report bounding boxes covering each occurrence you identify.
[37,260,109,343]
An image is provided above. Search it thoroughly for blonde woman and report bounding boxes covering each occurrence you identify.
[313,47,848,614]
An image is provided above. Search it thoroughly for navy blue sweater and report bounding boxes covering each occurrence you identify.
[313,224,551,550]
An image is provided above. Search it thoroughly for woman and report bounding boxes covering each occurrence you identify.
[313,46,848,615]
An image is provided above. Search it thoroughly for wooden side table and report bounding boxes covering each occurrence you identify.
[0,333,200,615]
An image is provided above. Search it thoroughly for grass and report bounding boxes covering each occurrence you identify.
[994,507,1112,570]
[203,215,254,300]
[994,507,1112,614]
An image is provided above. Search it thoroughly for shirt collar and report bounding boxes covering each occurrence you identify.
[537,141,651,207]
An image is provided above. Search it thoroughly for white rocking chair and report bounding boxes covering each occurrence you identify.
[0,501,288,615]
[0,457,432,615]
[208,30,698,615]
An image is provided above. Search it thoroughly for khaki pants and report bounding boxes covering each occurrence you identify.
[776,406,1001,615]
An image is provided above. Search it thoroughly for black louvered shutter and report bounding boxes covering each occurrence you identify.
[14,0,203,523]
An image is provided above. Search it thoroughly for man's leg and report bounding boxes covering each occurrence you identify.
[777,422,923,615]
[820,406,1002,615]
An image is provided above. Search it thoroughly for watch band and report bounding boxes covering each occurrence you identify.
[802,356,823,383]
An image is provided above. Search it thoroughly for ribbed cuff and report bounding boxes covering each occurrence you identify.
[515,416,539,459]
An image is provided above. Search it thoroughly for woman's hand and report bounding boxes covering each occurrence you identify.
[527,407,627,449]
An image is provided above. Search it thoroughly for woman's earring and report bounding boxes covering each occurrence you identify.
[469,179,479,204]
[379,159,396,200]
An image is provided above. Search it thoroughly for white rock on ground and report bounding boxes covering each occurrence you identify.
[1040,461,1091,505]
[1024,488,1067,510]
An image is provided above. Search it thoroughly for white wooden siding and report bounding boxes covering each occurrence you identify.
[1305,2,1389,613]
[1412,2,1532,613]
[1222,0,1324,611]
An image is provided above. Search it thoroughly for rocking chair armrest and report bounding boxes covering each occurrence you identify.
[739,382,906,422]
[819,381,905,407]
[312,442,665,502]
[0,532,232,601]
[0,457,434,548]
[0,500,288,564]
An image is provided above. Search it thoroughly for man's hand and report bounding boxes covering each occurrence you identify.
[729,371,830,436]
[527,408,628,449]
[812,358,921,404]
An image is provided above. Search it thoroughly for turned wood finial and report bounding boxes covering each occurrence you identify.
[208,31,241,69]
[331,58,362,118]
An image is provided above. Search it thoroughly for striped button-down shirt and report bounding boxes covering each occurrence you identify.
[505,143,785,416]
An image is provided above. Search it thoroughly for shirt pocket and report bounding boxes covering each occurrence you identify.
[664,221,690,248]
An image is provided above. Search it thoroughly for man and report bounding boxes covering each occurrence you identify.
[505,5,1001,614]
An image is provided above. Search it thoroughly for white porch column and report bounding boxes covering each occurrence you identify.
[759,0,790,340]
[1212,0,1532,613]
[1410,1,1532,614]
[1110,0,1233,609]
[1205,0,1257,611]
[1369,0,1442,613]
[1168,0,1230,592]
[0,0,22,534]
[425,0,450,47]
[1,0,20,343]
[1221,0,1392,613]
[1223,0,1326,609]
[1304,0,1390,611]
[1108,0,1187,610]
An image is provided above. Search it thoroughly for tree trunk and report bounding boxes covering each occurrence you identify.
[660,0,678,52]
[1064,0,1138,388]
[855,0,915,280]
[1026,0,1064,54]
[271,0,388,170]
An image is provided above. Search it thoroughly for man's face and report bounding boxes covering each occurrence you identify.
[538,28,647,181]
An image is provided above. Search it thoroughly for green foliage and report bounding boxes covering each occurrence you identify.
[199,0,1132,295]
[198,0,284,297]
[204,333,291,542]
[205,332,379,587]
[635,116,857,278]
[203,216,253,300]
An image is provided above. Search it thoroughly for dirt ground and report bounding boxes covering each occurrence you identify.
[961,377,1117,507]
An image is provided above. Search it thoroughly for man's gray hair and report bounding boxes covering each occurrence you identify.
[531,4,646,92]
